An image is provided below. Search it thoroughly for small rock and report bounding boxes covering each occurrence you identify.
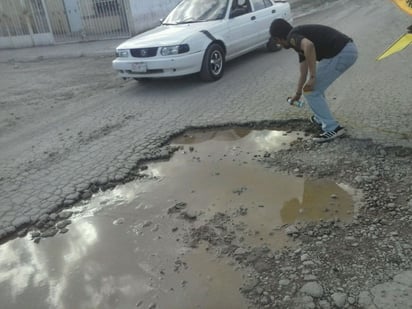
[58,211,73,219]
[31,231,41,238]
[234,248,248,256]
[60,228,69,234]
[142,220,152,227]
[279,279,290,286]
[168,202,187,214]
[319,300,331,309]
[358,291,372,307]
[285,225,299,236]
[260,296,270,305]
[301,295,315,308]
[304,275,317,281]
[303,261,315,267]
[331,292,347,308]
[254,260,271,272]
[179,210,198,221]
[41,228,58,238]
[56,219,71,229]
[300,282,323,298]
[113,218,125,225]
[147,303,156,309]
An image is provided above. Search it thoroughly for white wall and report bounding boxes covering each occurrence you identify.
[129,0,180,35]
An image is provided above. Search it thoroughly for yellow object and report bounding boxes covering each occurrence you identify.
[390,0,412,15]
[376,33,412,60]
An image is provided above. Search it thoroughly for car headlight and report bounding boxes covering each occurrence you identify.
[160,44,190,56]
[116,49,129,57]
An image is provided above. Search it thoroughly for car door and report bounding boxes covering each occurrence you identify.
[226,0,260,59]
[249,0,282,45]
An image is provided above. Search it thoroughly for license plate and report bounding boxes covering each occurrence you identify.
[131,62,147,73]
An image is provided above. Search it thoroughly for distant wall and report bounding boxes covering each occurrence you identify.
[129,0,180,35]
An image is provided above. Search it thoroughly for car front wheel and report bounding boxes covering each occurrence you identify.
[266,37,282,52]
[200,43,225,82]
[134,77,151,83]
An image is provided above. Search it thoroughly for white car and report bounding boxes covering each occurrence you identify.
[113,0,292,82]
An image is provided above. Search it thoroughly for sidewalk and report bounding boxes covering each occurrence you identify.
[0,39,124,63]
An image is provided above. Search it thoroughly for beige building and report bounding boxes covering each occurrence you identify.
[0,0,178,49]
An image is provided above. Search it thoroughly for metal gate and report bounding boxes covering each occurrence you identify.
[46,0,130,43]
[0,0,130,48]
[0,0,54,48]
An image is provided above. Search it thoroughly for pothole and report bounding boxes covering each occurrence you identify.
[0,128,360,309]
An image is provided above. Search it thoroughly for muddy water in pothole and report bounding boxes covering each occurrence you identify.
[0,128,356,309]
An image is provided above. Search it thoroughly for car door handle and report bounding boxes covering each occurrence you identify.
[272,9,276,13]
[251,16,256,20]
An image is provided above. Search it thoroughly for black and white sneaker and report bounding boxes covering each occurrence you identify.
[313,126,345,143]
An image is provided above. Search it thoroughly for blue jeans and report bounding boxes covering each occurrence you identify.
[303,42,358,132]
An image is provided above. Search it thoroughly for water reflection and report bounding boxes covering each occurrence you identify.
[0,220,97,309]
[281,179,354,223]
[0,128,356,309]
[173,128,302,152]
[0,218,156,309]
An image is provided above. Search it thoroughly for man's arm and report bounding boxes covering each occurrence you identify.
[300,38,317,91]
[296,61,308,95]
[290,60,308,102]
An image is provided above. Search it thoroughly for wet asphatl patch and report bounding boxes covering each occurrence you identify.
[0,128,356,309]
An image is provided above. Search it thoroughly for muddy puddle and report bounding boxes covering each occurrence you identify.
[0,128,357,309]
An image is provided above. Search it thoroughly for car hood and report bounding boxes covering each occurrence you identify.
[117,21,222,49]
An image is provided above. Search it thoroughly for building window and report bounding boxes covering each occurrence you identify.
[93,0,119,16]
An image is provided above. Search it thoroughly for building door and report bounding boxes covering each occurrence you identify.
[63,0,83,32]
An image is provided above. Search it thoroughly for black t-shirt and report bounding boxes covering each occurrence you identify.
[287,24,352,62]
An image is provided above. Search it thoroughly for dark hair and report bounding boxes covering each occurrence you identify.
[270,18,293,39]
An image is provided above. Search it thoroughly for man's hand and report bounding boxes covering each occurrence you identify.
[290,92,302,103]
[303,76,315,92]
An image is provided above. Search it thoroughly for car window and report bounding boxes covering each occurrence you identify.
[250,0,273,11]
[263,0,273,7]
[230,0,252,18]
[163,0,229,24]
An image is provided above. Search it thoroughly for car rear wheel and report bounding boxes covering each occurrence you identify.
[134,77,151,83]
[266,37,282,52]
[200,43,225,82]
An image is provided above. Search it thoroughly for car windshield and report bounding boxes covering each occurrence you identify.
[163,0,229,24]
